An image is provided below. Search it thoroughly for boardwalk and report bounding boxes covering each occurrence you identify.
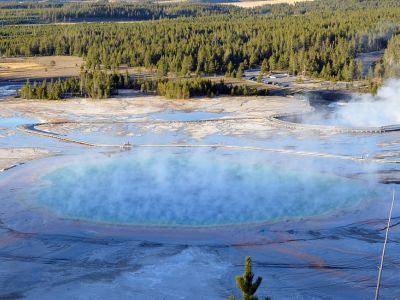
[268,113,400,134]
[17,120,400,164]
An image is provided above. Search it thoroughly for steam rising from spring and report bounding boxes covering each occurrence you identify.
[300,79,400,128]
[333,79,400,127]
[35,149,384,226]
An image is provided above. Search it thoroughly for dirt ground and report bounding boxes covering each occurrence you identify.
[0,56,83,81]
[156,0,313,6]
[220,0,313,8]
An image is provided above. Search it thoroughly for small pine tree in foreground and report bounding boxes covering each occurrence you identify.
[230,256,271,300]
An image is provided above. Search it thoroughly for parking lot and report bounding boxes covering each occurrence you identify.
[244,69,297,88]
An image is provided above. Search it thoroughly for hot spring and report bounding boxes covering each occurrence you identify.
[29,149,385,226]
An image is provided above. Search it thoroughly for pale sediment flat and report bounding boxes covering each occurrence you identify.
[0,95,309,167]
[0,148,53,171]
[0,95,310,138]
[0,95,305,119]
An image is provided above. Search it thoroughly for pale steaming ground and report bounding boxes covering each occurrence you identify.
[0,84,22,98]
[0,148,52,171]
[0,116,54,170]
[23,247,230,300]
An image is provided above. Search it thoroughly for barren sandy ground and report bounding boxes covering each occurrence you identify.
[0,56,83,80]
[157,0,313,6]
[0,148,52,171]
[0,56,160,84]
[0,95,306,121]
[220,0,313,8]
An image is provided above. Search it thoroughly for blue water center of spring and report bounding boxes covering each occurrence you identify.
[35,150,383,226]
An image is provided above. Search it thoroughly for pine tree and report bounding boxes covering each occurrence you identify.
[157,56,168,77]
[260,59,269,74]
[181,55,193,77]
[249,53,258,68]
[226,61,234,77]
[367,67,374,81]
[208,60,216,74]
[234,256,264,300]
[356,61,363,79]
[348,60,356,81]
[236,63,244,79]
[257,72,263,83]
[374,60,385,78]
[144,52,152,69]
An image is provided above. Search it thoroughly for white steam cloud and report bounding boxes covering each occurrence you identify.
[333,79,400,127]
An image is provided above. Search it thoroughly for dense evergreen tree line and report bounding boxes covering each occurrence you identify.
[157,78,268,99]
[359,34,400,95]
[254,0,400,16]
[382,35,400,78]
[354,33,400,94]
[0,1,242,25]
[19,70,130,100]
[2,0,400,25]
[121,76,268,98]
[19,73,267,100]
[2,6,399,81]
[20,77,81,100]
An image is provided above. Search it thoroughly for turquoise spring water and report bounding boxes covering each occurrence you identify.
[34,150,385,226]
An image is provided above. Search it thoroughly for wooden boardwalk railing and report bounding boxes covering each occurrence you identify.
[268,113,400,134]
[16,121,400,164]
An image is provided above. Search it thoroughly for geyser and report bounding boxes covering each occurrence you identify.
[33,149,384,226]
